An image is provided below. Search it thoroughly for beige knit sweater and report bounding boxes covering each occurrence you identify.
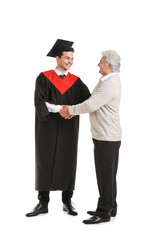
[69,75,122,141]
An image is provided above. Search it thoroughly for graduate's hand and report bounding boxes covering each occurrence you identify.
[59,105,73,119]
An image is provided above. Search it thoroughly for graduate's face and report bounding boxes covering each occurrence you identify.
[98,56,112,76]
[56,51,74,72]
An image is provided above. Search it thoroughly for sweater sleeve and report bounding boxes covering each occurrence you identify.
[69,80,114,115]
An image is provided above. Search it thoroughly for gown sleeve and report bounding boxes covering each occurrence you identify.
[34,74,50,120]
[79,78,91,103]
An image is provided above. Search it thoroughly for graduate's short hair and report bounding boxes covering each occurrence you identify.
[101,50,121,72]
[57,45,74,58]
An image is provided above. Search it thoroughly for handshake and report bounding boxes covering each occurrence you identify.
[59,105,73,119]
[45,102,73,120]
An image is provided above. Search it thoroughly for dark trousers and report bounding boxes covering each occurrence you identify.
[38,190,73,206]
[93,139,121,218]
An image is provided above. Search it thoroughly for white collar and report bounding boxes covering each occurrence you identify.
[54,67,68,76]
[100,72,119,82]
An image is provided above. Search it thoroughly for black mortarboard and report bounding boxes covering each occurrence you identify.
[47,39,74,57]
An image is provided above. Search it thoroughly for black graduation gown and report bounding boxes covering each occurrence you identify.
[35,70,90,191]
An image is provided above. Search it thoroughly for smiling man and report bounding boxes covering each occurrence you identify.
[26,39,90,217]
[60,50,122,224]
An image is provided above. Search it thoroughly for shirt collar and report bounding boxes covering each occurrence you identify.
[100,72,119,82]
[54,67,68,76]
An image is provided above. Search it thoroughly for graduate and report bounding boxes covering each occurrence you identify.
[26,39,90,217]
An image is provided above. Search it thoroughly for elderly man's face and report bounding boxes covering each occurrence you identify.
[98,56,112,76]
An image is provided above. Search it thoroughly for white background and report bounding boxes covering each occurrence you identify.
[0,0,155,239]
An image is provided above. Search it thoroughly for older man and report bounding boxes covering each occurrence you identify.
[59,50,122,224]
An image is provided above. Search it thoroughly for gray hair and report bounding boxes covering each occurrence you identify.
[101,50,121,72]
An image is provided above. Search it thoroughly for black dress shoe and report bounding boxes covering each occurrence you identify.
[87,208,117,217]
[26,203,48,217]
[63,201,78,216]
[83,215,110,224]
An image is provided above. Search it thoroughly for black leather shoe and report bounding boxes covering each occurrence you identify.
[25,203,48,217]
[87,208,117,217]
[83,215,110,224]
[63,201,78,216]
